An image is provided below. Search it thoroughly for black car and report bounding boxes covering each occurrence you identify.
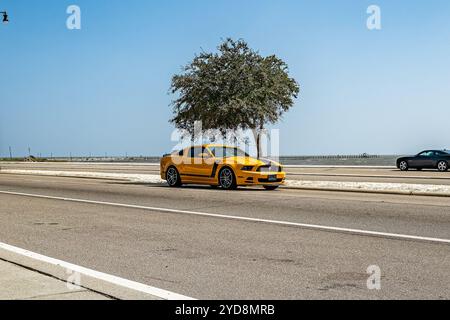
[397,150,450,172]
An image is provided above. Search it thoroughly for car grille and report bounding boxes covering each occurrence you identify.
[257,165,281,173]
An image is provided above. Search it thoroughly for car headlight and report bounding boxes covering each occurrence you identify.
[241,166,254,171]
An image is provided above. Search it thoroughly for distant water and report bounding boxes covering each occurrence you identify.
[30,155,400,166]
[278,155,399,166]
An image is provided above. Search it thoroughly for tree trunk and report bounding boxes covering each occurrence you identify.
[252,125,264,159]
[251,129,259,159]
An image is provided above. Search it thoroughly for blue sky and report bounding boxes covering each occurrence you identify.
[1,0,450,157]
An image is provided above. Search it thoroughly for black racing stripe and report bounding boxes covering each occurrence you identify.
[211,162,219,178]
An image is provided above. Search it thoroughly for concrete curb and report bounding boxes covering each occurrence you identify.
[282,185,450,198]
[287,172,450,181]
[0,246,165,300]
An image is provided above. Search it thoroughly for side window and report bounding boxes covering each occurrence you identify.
[178,149,184,156]
[189,147,204,158]
[420,151,433,157]
[209,147,222,158]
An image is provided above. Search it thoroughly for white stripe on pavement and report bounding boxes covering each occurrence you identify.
[0,241,194,300]
[1,190,450,245]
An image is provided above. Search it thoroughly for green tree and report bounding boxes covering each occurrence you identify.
[170,38,300,158]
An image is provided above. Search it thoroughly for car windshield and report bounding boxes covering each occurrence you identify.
[209,147,249,158]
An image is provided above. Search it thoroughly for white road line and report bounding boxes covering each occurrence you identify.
[1,190,450,245]
[0,241,194,300]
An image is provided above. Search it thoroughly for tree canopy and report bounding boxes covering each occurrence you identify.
[170,38,300,157]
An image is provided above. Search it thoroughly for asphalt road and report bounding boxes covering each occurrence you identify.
[2,162,450,185]
[0,173,449,299]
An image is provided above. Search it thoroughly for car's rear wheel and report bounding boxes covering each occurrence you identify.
[263,185,279,191]
[218,167,237,190]
[166,166,182,187]
[399,161,409,171]
[437,161,448,172]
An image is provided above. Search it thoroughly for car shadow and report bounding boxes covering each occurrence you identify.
[108,181,275,191]
[392,169,449,173]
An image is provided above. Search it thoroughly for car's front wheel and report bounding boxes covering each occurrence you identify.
[166,166,182,187]
[399,161,409,171]
[437,161,448,172]
[218,167,237,190]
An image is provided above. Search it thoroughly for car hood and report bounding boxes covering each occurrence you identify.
[222,156,282,167]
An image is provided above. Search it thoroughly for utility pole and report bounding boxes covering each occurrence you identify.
[9,146,12,160]
[28,147,31,157]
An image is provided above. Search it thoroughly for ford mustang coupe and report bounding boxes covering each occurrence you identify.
[160,144,286,190]
[397,150,450,172]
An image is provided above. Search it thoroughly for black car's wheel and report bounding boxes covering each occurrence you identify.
[218,167,237,190]
[263,185,279,191]
[437,161,448,172]
[399,161,409,171]
[166,166,182,187]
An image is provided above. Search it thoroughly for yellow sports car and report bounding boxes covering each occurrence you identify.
[160,144,286,190]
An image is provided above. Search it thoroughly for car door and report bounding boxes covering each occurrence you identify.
[408,153,422,168]
[414,151,435,168]
[182,147,214,182]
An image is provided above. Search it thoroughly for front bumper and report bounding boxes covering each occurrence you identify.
[236,171,286,186]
